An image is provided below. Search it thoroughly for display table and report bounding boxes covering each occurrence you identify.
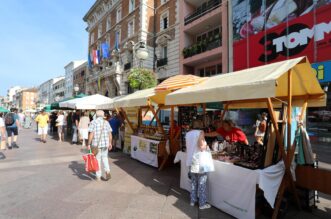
[131,135,160,167]
[174,152,285,219]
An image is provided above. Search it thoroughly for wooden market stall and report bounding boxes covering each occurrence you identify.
[166,57,328,219]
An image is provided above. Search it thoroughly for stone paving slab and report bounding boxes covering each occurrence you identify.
[0,128,330,219]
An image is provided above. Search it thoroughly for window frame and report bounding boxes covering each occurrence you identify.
[98,23,103,39]
[129,0,135,13]
[116,7,122,23]
[127,19,135,38]
[160,11,169,31]
[106,15,111,31]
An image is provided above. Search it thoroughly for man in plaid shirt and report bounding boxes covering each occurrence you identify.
[87,110,112,181]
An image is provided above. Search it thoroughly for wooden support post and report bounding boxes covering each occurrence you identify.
[202,103,207,127]
[170,106,175,155]
[287,70,293,157]
[143,108,150,119]
[149,107,161,126]
[267,98,286,163]
[299,99,308,121]
[220,103,229,120]
[120,107,135,133]
[149,104,164,134]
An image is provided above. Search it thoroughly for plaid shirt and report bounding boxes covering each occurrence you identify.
[88,117,112,148]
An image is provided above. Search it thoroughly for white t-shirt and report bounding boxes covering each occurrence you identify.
[56,115,64,126]
[0,118,4,137]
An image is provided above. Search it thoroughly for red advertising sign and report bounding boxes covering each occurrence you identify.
[233,3,331,71]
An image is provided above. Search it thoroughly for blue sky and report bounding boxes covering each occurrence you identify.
[0,0,95,96]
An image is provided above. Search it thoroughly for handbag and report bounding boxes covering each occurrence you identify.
[91,121,106,156]
[82,150,99,172]
[191,150,215,173]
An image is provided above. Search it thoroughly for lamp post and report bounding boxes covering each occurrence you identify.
[134,41,149,68]
[74,84,80,96]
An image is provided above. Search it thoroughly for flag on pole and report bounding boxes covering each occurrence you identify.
[93,49,100,65]
[101,42,110,59]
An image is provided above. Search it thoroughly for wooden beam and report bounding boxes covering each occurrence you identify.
[120,107,135,133]
[202,103,206,127]
[149,104,165,134]
[149,107,161,126]
[220,103,229,120]
[299,99,308,121]
[267,98,286,164]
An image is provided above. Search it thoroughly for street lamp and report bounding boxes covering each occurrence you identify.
[134,41,149,67]
[74,84,80,96]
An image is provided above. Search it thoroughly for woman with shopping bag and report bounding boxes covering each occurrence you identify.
[186,129,214,210]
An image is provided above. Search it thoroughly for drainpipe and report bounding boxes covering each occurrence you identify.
[153,0,156,72]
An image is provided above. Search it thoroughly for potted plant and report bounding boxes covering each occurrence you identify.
[128,68,157,90]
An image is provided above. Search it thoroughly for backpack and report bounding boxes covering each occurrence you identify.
[5,113,15,126]
[258,120,267,133]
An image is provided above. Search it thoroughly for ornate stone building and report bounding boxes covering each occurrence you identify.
[83,0,180,96]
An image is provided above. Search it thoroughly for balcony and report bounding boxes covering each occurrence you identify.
[184,0,221,25]
[157,58,168,67]
[124,62,132,71]
[183,35,221,59]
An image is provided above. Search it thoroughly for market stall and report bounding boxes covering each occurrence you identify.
[59,94,113,110]
[166,57,326,219]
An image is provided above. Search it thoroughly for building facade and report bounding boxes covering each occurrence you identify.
[14,88,38,111]
[73,61,88,95]
[64,60,86,98]
[6,86,22,108]
[38,77,64,106]
[52,78,66,102]
[83,0,180,96]
[179,0,228,76]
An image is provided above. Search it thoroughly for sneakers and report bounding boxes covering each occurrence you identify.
[95,177,101,182]
[199,204,211,210]
[105,172,111,181]
[190,202,196,207]
[12,143,19,148]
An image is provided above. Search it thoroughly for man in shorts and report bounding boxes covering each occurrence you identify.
[4,108,20,149]
[108,112,122,152]
[35,110,49,143]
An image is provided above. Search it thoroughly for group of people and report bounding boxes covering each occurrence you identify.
[185,113,268,210]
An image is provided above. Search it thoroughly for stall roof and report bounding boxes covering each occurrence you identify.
[155,74,206,92]
[59,94,113,110]
[113,88,162,108]
[165,57,326,108]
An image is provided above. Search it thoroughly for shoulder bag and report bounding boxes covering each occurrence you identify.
[91,121,106,156]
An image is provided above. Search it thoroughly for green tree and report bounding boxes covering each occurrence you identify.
[128,68,157,90]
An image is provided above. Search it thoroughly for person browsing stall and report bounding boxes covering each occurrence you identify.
[205,119,249,145]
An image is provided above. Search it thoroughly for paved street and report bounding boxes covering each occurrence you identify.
[0,128,330,219]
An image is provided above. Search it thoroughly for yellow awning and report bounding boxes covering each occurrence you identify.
[155,74,206,92]
[165,57,326,108]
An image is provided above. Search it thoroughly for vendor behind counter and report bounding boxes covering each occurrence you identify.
[205,119,249,145]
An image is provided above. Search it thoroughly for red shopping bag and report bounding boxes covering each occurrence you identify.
[82,151,99,172]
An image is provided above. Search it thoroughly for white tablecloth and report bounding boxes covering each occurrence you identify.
[131,136,159,168]
[174,152,285,219]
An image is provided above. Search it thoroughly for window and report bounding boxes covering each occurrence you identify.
[160,11,169,30]
[116,7,122,23]
[128,19,134,37]
[90,32,95,45]
[106,15,111,31]
[115,30,121,48]
[129,0,135,13]
[98,23,102,38]
[161,46,167,58]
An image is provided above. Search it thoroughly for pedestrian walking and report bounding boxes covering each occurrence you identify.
[108,112,122,151]
[35,110,49,143]
[186,129,212,210]
[0,113,7,150]
[56,111,65,142]
[72,111,80,144]
[18,110,25,126]
[87,110,112,181]
[4,108,20,149]
[78,111,90,148]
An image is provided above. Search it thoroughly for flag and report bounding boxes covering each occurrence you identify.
[115,32,119,50]
[93,49,100,65]
[87,51,92,68]
[101,42,110,59]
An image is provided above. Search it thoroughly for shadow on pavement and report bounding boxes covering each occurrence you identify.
[68,161,94,181]
[108,152,230,218]
[0,152,6,160]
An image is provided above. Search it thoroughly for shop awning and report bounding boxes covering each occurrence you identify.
[113,88,159,108]
[165,57,326,108]
[59,94,113,110]
[155,74,206,92]
[0,107,9,113]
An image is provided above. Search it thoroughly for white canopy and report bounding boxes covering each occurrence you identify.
[59,94,113,110]
[165,57,326,108]
[113,88,156,108]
